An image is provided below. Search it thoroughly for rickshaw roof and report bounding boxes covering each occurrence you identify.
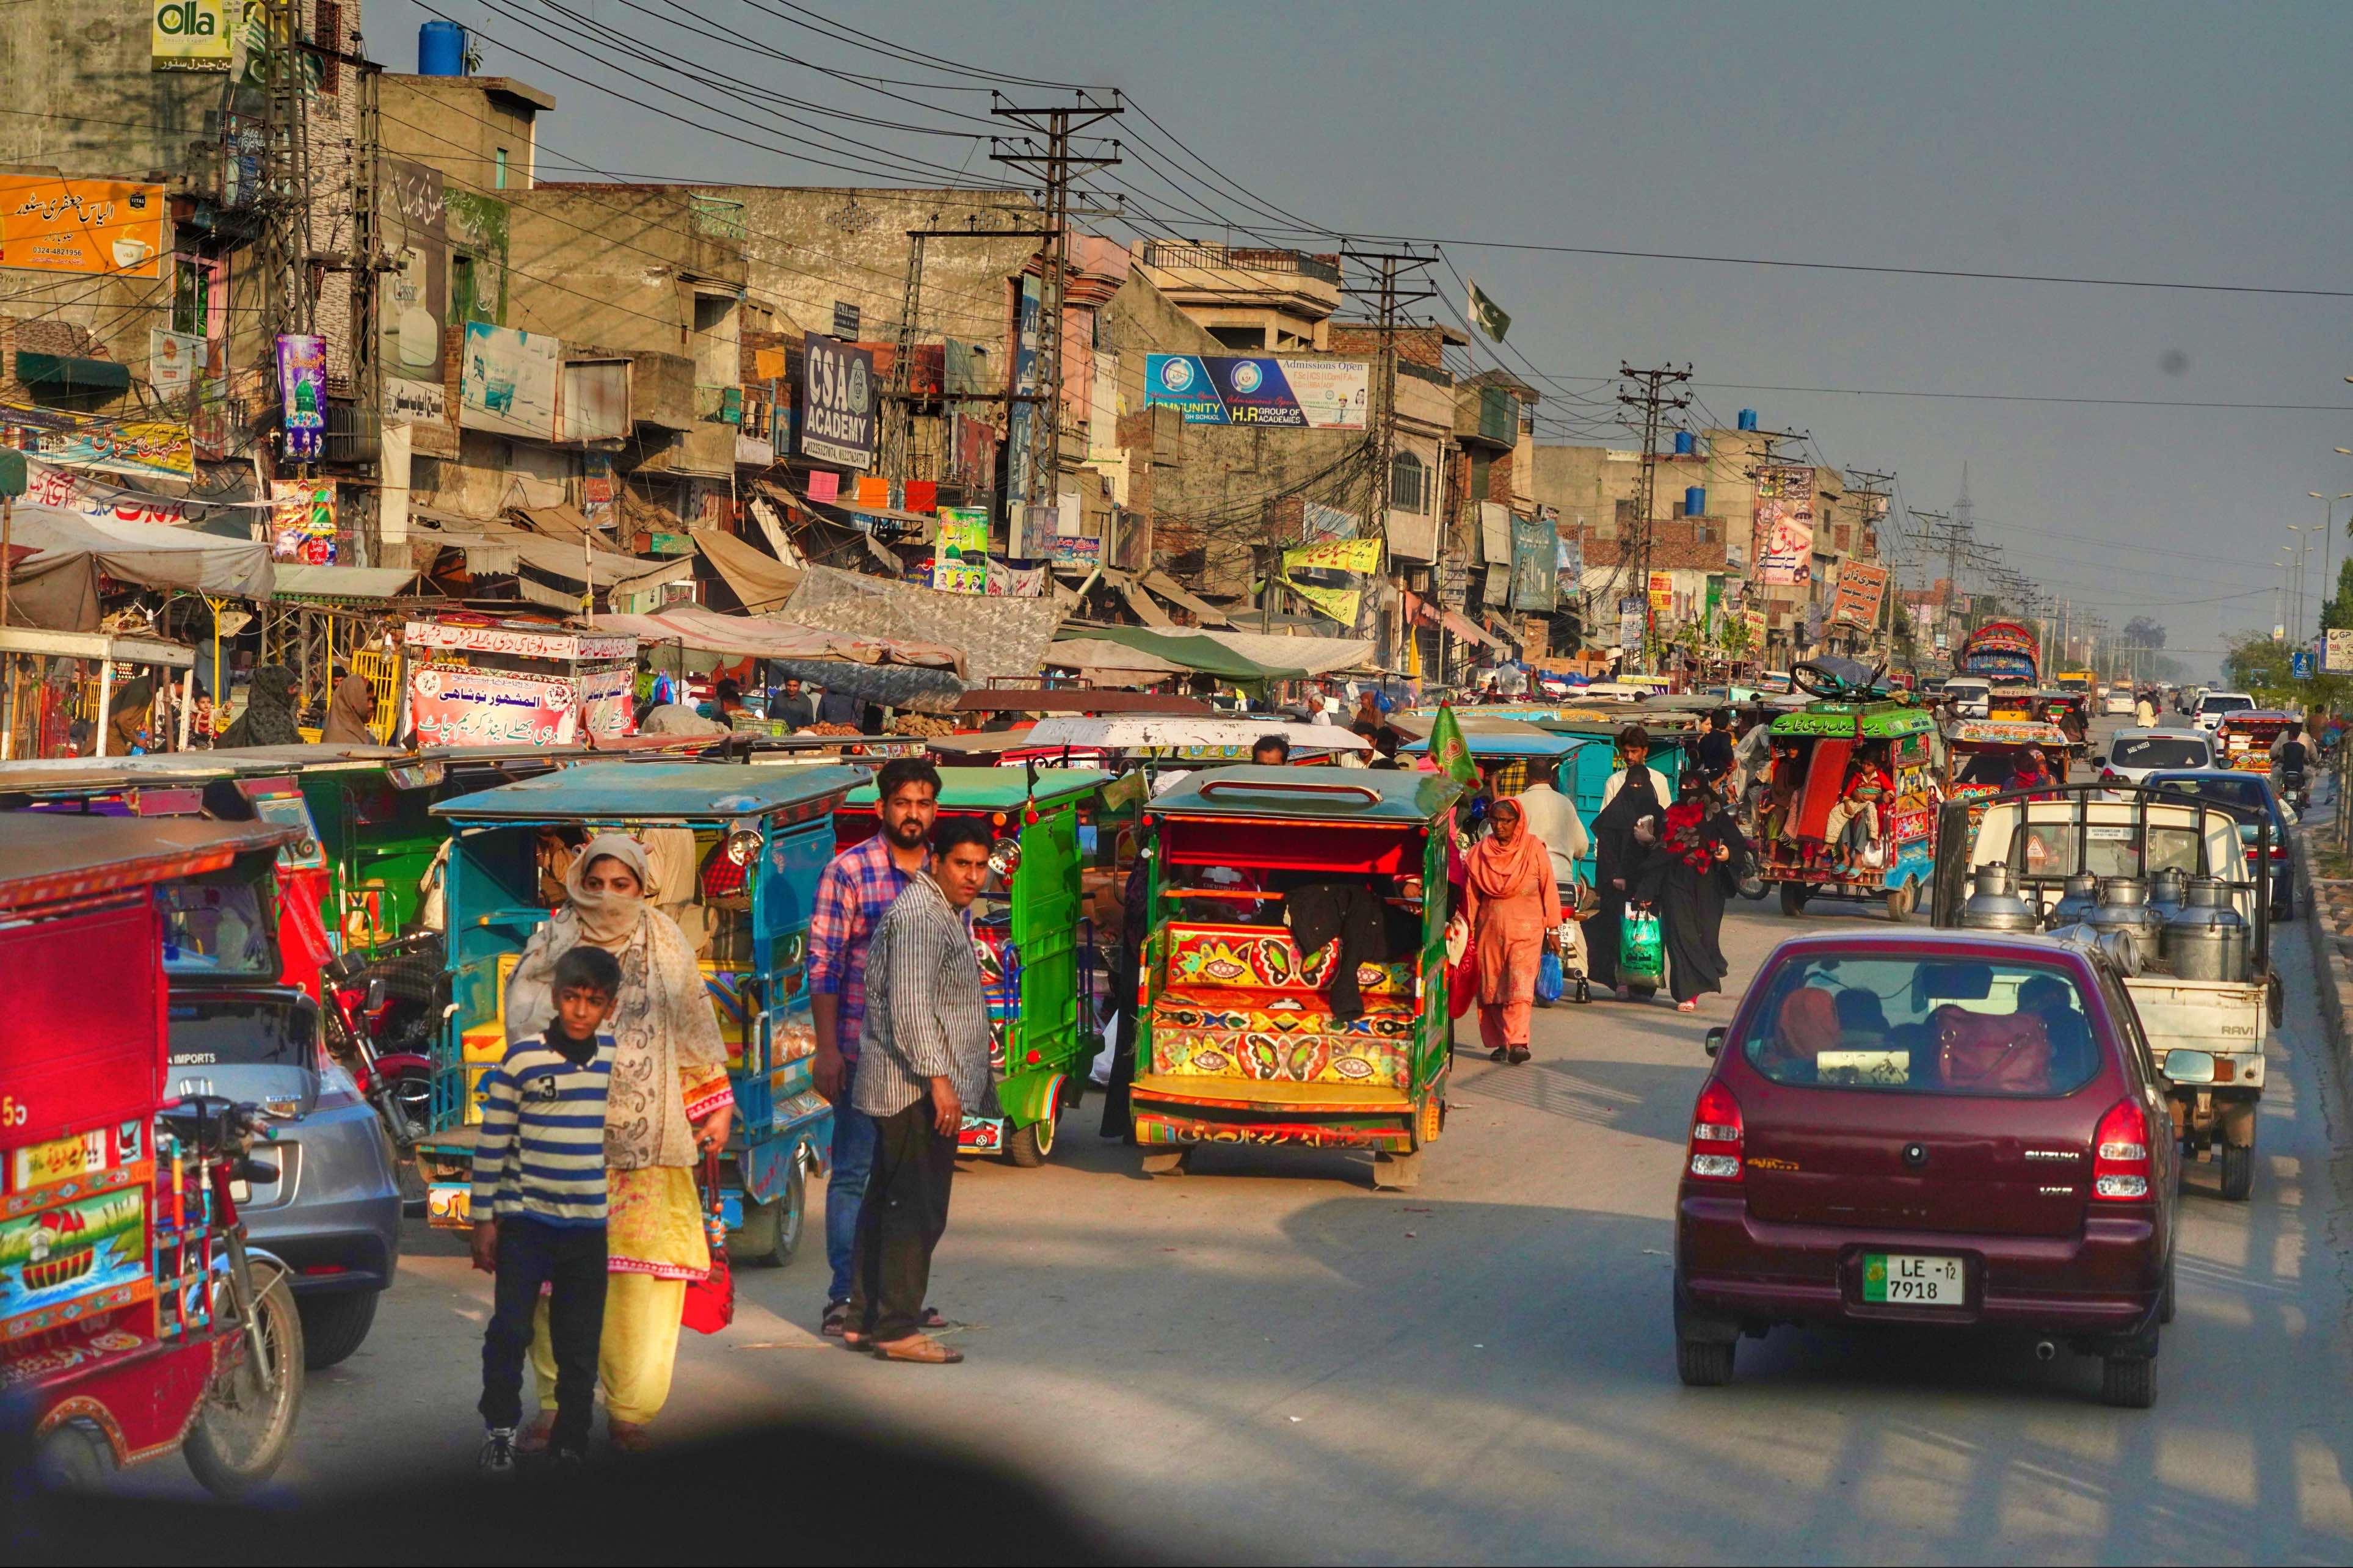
[845,766,1106,810]
[1400,720,1587,758]
[0,813,296,911]
[2219,710,2297,727]
[434,761,867,823]
[1148,764,1464,823]
[1769,702,1937,739]
[1943,717,2076,747]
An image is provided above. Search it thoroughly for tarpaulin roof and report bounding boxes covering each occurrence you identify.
[272,564,424,601]
[783,564,1059,699]
[692,526,801,613]
[407,514,691,601]
[10,501,272,598]
[511,504,606,551]
[1041,637,1192,686]
[1440,608,1508,651]
[1186,627,1375,677]
[1054,625,1307,683]
[596,604,965,673]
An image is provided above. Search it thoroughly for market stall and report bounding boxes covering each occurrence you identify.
[401,617,638,747]
[0,625,197,759]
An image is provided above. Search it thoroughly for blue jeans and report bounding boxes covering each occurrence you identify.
[824,1062,878,1304]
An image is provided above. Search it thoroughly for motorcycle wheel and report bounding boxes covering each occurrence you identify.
[1738,874,1767,901]
[184,1267,305,1497]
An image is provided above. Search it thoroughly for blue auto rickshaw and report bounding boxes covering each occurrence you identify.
[413,761,864,1267]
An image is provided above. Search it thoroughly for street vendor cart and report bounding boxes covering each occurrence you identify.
[401,617,639,748]
[838,766,1108,1166]
[416,761,863,1266]
[1129,767,1465,1190]
[1,813,306,1493]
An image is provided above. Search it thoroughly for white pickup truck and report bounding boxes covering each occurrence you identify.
[1940,788,2277,1200]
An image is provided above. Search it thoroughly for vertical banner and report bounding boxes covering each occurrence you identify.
[276,333,327,460]
[1753,466,1816,586]
[799,333,876,470]
[380,160,449,425]
[1509,516,1557,612]
[270,479,336,564]
[1831,560,1891,626]
[1648,570,1675,617]
[147,328,207,405]
[931,506,989,593]
[1618,597,1644,652]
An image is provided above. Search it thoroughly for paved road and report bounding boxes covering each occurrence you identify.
[119,717,2353,1563]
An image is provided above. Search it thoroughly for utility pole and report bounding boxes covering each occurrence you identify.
[881,220,934,483]
[1339,245,1437,665]
[1619,363,1692,671]
[991,92,1122,553]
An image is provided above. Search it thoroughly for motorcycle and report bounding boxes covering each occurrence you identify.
[2280,763,2311,813]
[321,935,440,1191]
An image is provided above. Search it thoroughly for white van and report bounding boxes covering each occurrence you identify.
[1943,677,1992,719]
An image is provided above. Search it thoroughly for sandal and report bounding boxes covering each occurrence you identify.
[1507,1046,1530,1065]
[608,1420,655,1454]
[873,1333,964,1365]
[1489,1047,1508,1062]
[841,1329,876,1352]
[821,1299,851,1338]
[918,1305,949,1330]
[1676,1000,1698,1014]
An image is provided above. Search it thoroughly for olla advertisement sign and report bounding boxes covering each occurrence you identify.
[1143,354,1368,429]
[153,0,233,71]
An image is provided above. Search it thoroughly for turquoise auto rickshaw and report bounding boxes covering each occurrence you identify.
[414,761,864,1266]
[835,766,1107,1166]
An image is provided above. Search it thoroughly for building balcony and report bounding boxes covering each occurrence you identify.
[1133,241,1343,344]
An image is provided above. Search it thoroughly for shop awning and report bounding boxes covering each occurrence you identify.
[14,352,129,393]
[1441,609,1508,651]
[272,564,423,601]
[9,501,272,598]
[783,565,1060,699]
[691,526,801,613]
[1053,625,1309,683]
[1185,627,1375,677]
[1041,637,1193,686]
[1136,569,1234,628]
[595,603,964,673]
[406,513,691,603]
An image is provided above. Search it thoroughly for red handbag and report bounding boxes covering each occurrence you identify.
[680,1152,735,1335]
[1447,946,1478,1020]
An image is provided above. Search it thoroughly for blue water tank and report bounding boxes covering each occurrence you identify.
[1673,430,1695,456]
[1736,408,1758,432]
[419,20,467,76]
[1685,485,1706,517]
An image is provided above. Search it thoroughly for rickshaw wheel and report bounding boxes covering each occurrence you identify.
[1006,1109,1057,1168]
[1778,882,1808,917]
[730,1166,807,1268]
[1885,880,1918,921]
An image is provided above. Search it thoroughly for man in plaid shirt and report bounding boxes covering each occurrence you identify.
[809,756,939,1335]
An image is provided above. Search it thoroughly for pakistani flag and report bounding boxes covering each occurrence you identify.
[1467,278,1511,343]
[1427,703,1481,790]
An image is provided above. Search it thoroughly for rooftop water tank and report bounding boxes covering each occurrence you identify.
[1684,485,1706,518]
[1673,430,1695,456]
[419,20,467,76]
[1737,408,1759,431]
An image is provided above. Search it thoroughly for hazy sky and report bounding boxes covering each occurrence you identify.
[371,0,2353,677]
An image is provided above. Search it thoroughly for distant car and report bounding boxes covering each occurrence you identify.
[1944,677,1992,719]
[2098,728,2214,786]
[1674,929,2176,1407]
[2104,691,2137,717]
[2142,768,2294,918]
[2194,691,2255,731]
[159,879,402,1370]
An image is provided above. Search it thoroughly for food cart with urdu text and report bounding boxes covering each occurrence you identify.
[401,617,638,749]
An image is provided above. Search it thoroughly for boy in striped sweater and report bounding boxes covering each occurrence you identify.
[470,945,621,1470]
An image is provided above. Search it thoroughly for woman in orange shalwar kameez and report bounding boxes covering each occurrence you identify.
[1460,797,1559,1065]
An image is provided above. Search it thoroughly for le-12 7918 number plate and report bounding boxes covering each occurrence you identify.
[1863,1252,1963,1305]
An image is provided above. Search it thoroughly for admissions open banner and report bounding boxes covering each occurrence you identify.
[1144,354,1368,429]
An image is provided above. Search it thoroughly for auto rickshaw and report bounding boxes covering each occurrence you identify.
[2036,688,2092,744]
[836,766,1108,1166]
[1752,691,1941,919]
[1129,766,1466,1190]
[2214,710,2298,772]
[415,761,865,1266]
[1943,716,2084,816]
[1,812,305,1494]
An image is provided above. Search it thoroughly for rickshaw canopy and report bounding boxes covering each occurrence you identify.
[1148,764,1463,824]
[432,760,867,825]
[0,812,296,908]
[845,766,1107,811]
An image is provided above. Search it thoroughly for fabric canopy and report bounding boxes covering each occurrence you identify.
[1186,627,1375,677]
[692,526,801,613]
[1440,608,1508,651]
[407,514,691,603]
[1042,637,1193,686]
[1022,716,1372,753]
[595,604,965,673]
[10,502,272,598]
[1136,569,1234,628]
[1054,625,1306,683]
[272,564,421,601]
[784,565,1060,691]
[0,550,100,631]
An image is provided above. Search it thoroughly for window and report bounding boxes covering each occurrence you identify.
[493,148,509,190]
[156,882,277,979]
[1469,450,1493,504]
[172,255,205,335]
[2110,736,2209,771]
[1390,451,1429,514]
[1741,956,2105,1098]
[1208,324,1264,352]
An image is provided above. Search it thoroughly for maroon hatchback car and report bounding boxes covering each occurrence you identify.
[1674,929,2178,1407]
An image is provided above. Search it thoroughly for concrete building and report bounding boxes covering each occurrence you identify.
[1129,241,1343,353]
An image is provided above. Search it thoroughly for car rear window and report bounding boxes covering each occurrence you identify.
[2112,736,2208,770]
[1740,956,2105,1097]
[2151,776,2271,824]
[166,998,315,1069]
[2200,695,2253,714]
[156,882,277,977]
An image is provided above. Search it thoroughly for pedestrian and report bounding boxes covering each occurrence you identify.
[219,664,304,748]
[1352,691,1384,739]
[503,835,734,1453]
[471,944,621,1471]
[814,682,861,727]
[321,667,377,743]
[1251,733,1292,766]
[102,677,156,755]
[1367,727,1406,770]
[2135,689,2158,727]
[770,675,814,731]
[842,817,1000,1363]
[1585,725,1670,999]
[1098,855,1151,1143]
[1635,777,1748,1013]
[1460,796,1560,1064]
[807,758,942,1341]
[1694,710,1736,786]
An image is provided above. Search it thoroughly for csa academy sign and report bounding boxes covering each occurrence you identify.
[799,332,876,471]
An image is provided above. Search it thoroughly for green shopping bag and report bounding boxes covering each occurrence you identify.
[1620,907,1665,989]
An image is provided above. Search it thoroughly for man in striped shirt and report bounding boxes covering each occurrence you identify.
[470,945,620,1470]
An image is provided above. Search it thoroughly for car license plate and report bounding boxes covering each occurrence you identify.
[1863,1253,1963,1305]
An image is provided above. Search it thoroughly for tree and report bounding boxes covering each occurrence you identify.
[2223,630,2353,714]
[2122,616,2167,650]
[2321,558,2353,634]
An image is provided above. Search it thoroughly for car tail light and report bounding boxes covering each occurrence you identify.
[2100,768,2124,784]
[1686,1080,1744,1182]
[2092,1099,2151,1200]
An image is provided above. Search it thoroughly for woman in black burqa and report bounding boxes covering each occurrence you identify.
[1584,725,1665,998]
[1634,775,1751,1012]
[219,664,305,748]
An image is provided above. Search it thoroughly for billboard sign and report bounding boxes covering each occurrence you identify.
[153,0,233,71]
[2324,629,2353,674]
[0,176,166,278]
[1753,466,1816,586]
[460,322,559,440]
[380,160,449,425]
[1143,354,1369,428]
[800,333,876,470]
[1831,560,1890,626]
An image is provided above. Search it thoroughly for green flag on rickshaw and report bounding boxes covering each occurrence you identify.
[1427,703,1480,789]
